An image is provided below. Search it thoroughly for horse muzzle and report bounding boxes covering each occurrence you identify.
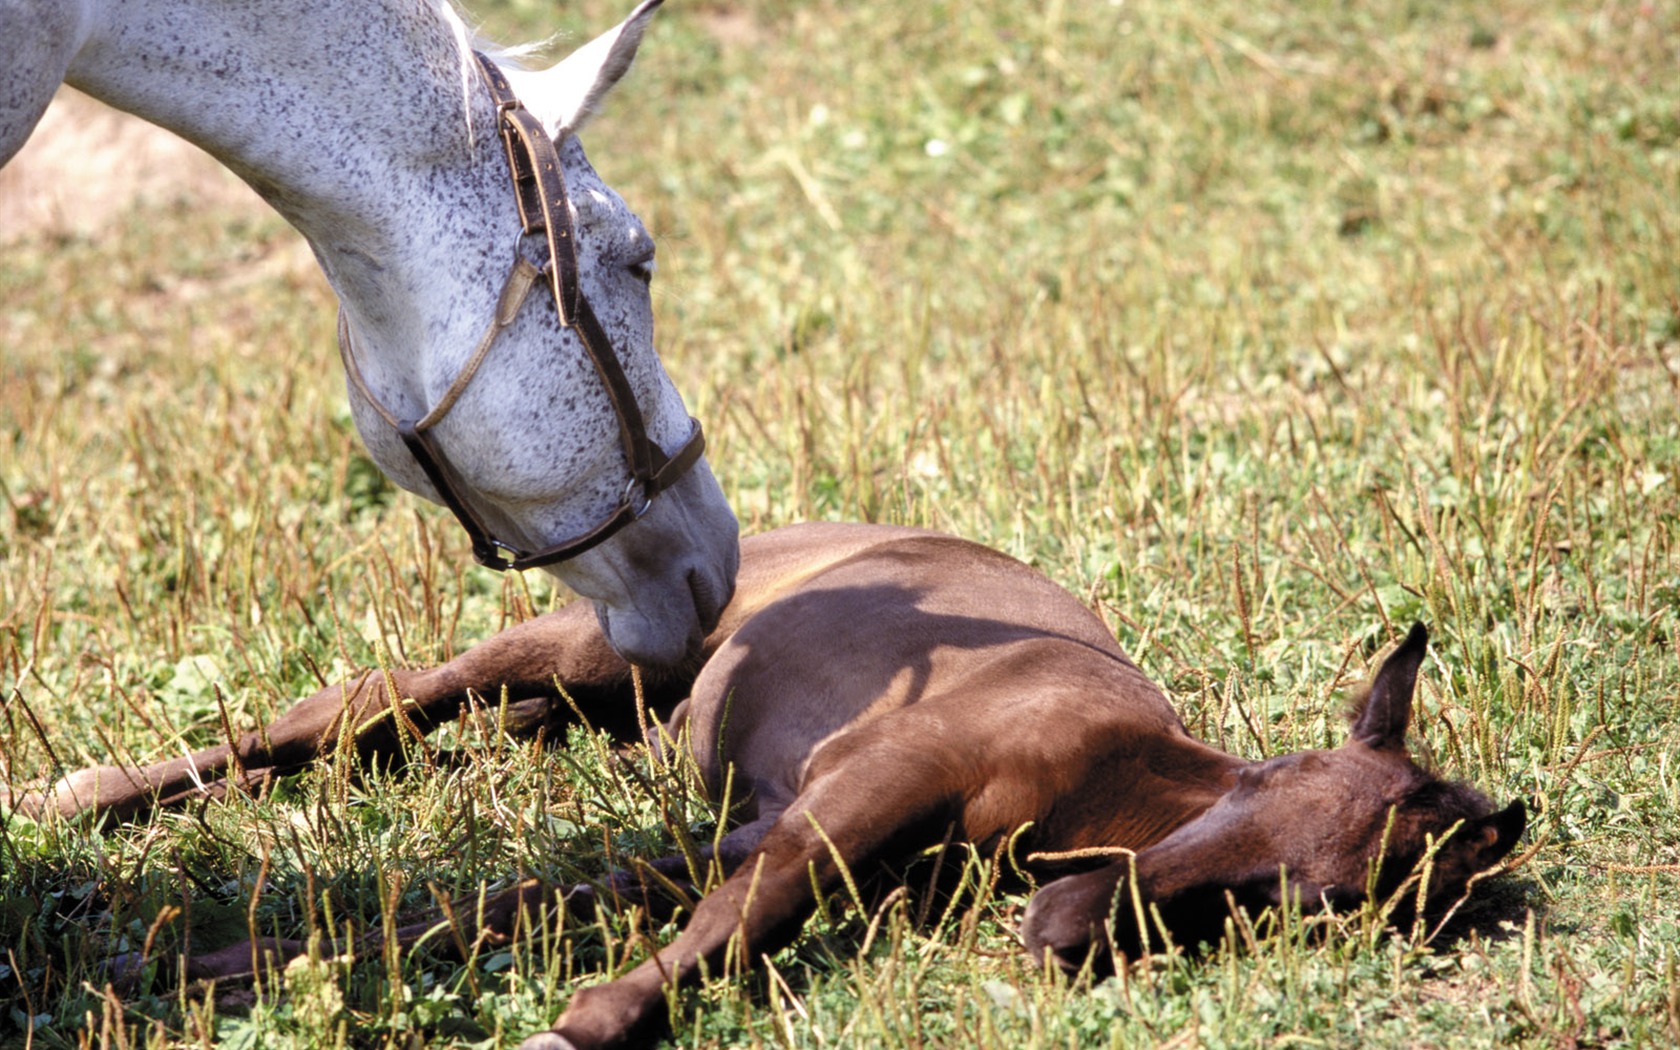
[554,459,739,668]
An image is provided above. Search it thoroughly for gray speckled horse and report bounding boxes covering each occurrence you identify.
[0,0,738,667]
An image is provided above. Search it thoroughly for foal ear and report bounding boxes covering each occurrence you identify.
[525,0,663,138]
[1478,799,1527,863]
[1351,622,1429,750]
[1450,798,1527,871]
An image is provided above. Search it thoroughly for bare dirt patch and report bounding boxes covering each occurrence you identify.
[0,88,267,245]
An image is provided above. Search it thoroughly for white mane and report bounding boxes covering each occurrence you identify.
[442,0,658,142]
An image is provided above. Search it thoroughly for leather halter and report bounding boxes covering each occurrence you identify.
[337,51,706,572]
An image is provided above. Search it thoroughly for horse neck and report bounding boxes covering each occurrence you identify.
[65,0,502,279]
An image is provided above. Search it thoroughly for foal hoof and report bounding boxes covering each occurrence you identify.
[517,1033,579,1050]
[106,951,152,994]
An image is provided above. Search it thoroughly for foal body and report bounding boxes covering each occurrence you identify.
[18,524,1523,1050]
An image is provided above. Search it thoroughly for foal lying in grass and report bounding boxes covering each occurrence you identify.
[19,523,1524,1050]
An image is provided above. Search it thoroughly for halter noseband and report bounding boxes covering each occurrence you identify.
[337,51,706,572]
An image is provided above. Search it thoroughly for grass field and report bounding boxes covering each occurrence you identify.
[4,0,1679,1046]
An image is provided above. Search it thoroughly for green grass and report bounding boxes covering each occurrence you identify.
[4,0,1679,1045]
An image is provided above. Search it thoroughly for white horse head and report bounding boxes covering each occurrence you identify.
[1,0,738,666]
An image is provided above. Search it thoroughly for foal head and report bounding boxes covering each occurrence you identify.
[1026,624,1524,969]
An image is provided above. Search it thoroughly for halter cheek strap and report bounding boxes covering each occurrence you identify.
[335,51,706,572]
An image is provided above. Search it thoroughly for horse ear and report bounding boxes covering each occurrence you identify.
[1350,622,1428,750]
[521,0,663,138]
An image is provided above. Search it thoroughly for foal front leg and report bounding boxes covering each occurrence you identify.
[13,603,628,822]
[523,733,968,1050]
[10,667,431,823]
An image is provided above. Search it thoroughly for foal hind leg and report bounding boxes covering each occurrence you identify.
[157,813,784,991]
[524,725,972,1050]
[13,602,636,822]
[398,815,784,959]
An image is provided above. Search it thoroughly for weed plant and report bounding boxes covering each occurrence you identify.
[2,0,1677,1046]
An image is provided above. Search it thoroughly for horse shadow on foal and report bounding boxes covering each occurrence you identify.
[9,525,1526,1050]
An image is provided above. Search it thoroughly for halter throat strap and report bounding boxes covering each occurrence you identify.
[334,52,706,573]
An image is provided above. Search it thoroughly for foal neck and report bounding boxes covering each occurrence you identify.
[1043,730,1247,861]
[1132,735,1249,846]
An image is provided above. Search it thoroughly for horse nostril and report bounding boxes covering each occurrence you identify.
[687,567,724,635]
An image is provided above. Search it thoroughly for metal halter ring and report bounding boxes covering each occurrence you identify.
[625,475,656,520]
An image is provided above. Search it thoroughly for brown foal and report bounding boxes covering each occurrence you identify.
[16,523,1524,1050]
